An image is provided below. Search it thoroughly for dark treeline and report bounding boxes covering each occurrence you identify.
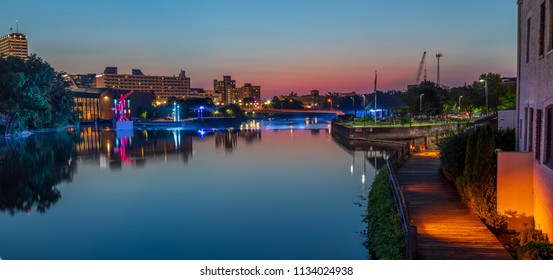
[0,55,77,136]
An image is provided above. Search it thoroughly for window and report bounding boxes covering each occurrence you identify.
[540,2,546,56]
[549,0,553,50]
[529,108,534,152]
[525,108,529,150]
[537,110,543,160]
[542,108,550,164]
[527,17,532,63]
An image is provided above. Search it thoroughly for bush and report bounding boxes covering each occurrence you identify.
[517,242,553,260]
[518,226,549,246]
[455,124,506,229]
[401,116,412,124]
[438,125,515,230]
[494,128,516,151]
[438,131,470,181]
[365,166,405,259]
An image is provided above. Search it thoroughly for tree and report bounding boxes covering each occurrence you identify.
[456,124,504,228]
[0,55,75,135]
[270,96,280,109]
[402,81,447,116]
[219,104,244,117]
[450,85,482,117]
[498,86,516,110]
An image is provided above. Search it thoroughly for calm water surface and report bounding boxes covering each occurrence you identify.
[0,119,391,259]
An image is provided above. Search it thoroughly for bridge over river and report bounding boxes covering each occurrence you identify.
[245,108,344,117]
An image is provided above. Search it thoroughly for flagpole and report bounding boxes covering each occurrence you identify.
[374,70,377,126]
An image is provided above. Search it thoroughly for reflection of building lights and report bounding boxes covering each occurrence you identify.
[362,174,366,184]
[350,164,354,174]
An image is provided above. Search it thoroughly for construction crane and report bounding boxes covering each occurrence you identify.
[415,51,427,85]
[436,53,443,86]
[113,90,134,121]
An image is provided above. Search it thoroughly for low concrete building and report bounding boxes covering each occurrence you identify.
[498,110,516,130]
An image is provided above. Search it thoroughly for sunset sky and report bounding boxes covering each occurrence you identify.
[1,0,516,97]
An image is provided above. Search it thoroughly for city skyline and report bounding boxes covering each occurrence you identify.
[1,0,516,97]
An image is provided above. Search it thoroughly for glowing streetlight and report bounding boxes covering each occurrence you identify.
[458,96,463,113]
[351,96,355,117]
[419,94,424,115]
[361,95,366,127]
[479,79,488,115]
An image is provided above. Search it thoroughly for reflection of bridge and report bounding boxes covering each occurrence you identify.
[245,108,344,116]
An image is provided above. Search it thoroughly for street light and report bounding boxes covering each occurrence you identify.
[361,95,366,126]
[479,79,488,115]
[458,96,463,113]
[351,96,355,117]
[419,94,424,115]
[328,98,332,111]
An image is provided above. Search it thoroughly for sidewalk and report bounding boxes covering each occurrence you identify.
[396,152,512,260]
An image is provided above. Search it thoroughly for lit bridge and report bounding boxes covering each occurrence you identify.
[244,108,344,116]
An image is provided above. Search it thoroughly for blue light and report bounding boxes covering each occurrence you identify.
[197,129,206,138]
[199,106,205,110]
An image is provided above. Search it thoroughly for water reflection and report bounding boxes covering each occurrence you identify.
[332,136,401,189]
[1,126,383,259]
[0,132,76,215]
[0,127,393,216]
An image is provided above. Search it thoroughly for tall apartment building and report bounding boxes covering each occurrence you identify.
[93,67,191,100]
[214,75,236,104]
[0,32,28,59]
[501,0,553,241]
[214,75,261,104]
[232,83,261,101]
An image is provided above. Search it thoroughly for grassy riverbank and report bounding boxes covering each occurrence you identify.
[365,166,405,259]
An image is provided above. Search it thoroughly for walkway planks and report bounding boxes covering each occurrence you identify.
[396,152,512,260]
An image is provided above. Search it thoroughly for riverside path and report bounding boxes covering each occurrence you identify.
[396,152,512,260]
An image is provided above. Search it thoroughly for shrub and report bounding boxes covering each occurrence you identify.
[517,242,553,260]
[456,124,506,229]
[518,226,549,246]
[438,131,470,181]
[494,128,516,151]
[365,166,405,259]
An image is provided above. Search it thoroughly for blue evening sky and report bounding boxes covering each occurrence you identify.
[0,0,516,96]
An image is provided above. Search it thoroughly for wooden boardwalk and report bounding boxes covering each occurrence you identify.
[396,152,512,260]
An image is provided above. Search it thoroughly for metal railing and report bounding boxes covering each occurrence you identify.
[386,145,417,260]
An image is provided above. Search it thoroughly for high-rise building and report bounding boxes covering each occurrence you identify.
[104,67,118,75]
[214,75,236,104]
[93,68,191,100]
[231,83,261,101]
[213,76,261,104]
[0,32,28,59]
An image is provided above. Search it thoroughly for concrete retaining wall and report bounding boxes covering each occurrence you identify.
[331,121,462,140]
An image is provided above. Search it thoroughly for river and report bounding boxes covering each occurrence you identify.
[0,118,394,259]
